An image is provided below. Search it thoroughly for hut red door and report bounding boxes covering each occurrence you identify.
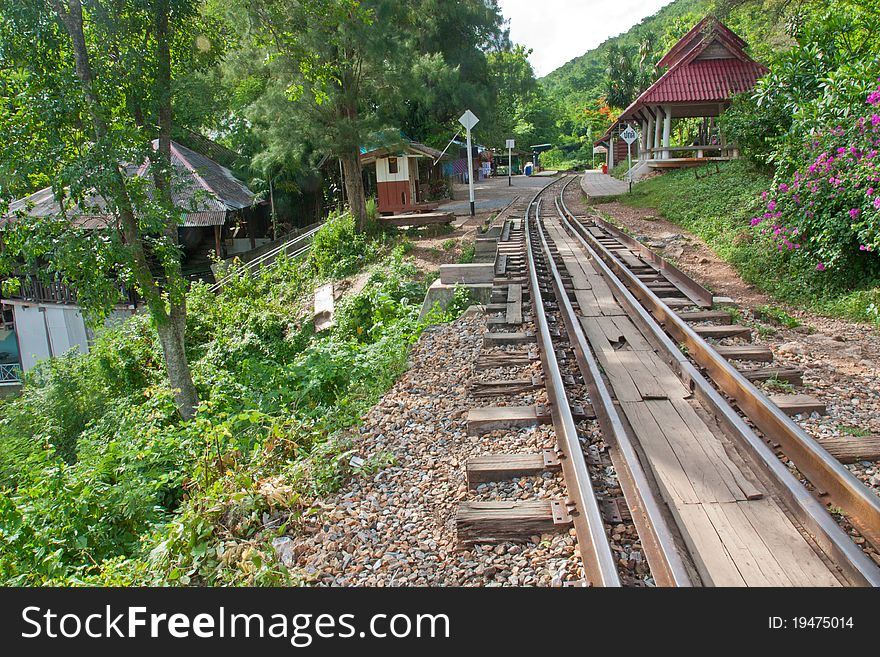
[377,180,410,214]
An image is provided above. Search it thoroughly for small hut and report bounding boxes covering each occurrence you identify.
[360,139,450,215]
[2,140,264,274]
[0,140,263,376]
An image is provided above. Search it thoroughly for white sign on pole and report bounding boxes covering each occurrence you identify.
[459,110,479,131]
[620,124,639,144]
[505,139,515,149]
[459,110,480,215]
[505,139,515,186]
[620,124,638,192]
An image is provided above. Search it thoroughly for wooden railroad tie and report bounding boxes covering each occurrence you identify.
[466,405,550,435]
[659,297,696,309]
[456,499,572,546]
[468,377,542,397]
[465,450,561,487]
[677,309,733,324]
[814,434,880,464]
[715,344,773,363]
[482,331,534,347]
[473,352,537,370]
[691,324,753,341]
[769,393,827,417]
[740,366,804,386]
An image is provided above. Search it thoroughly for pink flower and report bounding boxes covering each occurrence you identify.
[779,183,789,192]
[874,196,880,210]
[860,245,868,251]
[816,262,826,272]
[767,200,777,212]
[850,208,861,219]
[761,191,768,200]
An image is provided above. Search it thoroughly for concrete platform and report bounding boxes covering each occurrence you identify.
[580,171,630,198]
[437,175,558,216]
[419,279,492,320]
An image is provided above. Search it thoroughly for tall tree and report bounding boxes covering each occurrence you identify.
[0,0,223,419]
[241,1,403,232]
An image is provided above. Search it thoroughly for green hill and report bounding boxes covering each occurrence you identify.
[541,0,709,101]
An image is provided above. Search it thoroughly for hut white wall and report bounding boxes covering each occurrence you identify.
[13,305,89,371]
[376,156,410,183]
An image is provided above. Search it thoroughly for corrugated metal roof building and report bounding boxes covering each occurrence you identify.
[2,139,255,229]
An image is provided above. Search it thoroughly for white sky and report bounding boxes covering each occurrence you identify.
[498,0,677,77]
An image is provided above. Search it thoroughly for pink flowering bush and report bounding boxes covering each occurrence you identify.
[750,79,880,280]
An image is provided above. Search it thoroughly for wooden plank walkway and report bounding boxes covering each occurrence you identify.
[542,215,840,587]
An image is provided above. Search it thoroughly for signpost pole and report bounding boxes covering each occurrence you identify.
[619,123,639,193]
[459,110,480,217]
[506,138,515,187]
[627,141,632,193]
[466,127,475,216]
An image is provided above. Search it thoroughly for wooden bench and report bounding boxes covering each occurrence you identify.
[378,211,453,227]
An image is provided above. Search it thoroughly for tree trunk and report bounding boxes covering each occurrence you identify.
[341,147,368,232]
[156,298,199,419]
[54,0,199,421]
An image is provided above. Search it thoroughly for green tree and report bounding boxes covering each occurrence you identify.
[240,1,414,233]
[0,0,224,420]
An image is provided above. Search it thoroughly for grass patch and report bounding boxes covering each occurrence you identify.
[0,213,464,586]
[619,161,880,325]
[839,425,872,437]
[761,376,796,393]
[755,304,800,328]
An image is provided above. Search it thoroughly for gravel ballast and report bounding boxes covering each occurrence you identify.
[285,313,584,586]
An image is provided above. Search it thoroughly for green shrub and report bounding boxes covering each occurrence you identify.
[755,304,800,328]
[0,227,446,585]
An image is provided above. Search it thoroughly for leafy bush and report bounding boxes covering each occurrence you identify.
[306,207,391,280]
[748,79,880,283]
[724,2,880,171]
[0,222,462,585]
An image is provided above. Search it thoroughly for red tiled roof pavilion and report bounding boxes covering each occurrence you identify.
[596,16,768,170]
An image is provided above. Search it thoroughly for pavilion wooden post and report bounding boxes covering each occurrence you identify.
[653,107,663,160]
[645,112,655,161]
[214,224,222,259]
[662,104,672,160]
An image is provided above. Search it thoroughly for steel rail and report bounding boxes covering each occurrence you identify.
[557,175,880,586]
[536,193,693,586]
[523,184,621,586]
[586,214,713,308]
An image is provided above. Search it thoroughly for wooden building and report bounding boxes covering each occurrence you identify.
[595,16,767,177]
[360,140,450,215]
[0,140,262,379]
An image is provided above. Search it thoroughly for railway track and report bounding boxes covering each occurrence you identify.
[456,174,880,586]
